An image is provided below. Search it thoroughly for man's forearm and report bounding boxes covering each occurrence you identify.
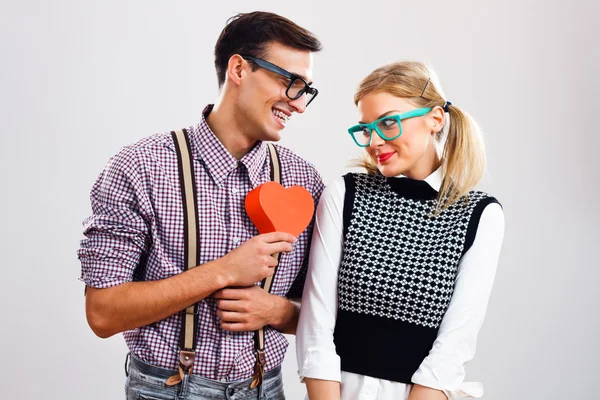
[85,259,229,338]
[269,297,300,334]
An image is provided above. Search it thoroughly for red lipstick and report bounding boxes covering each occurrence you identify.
[377,152,395,163]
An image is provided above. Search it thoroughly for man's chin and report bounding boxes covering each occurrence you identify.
[266,133,282,142]
[262,126,282,142]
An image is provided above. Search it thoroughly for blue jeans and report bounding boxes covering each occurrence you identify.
[125,353,285,400]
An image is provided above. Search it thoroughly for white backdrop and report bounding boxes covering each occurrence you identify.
[1,1,598,399]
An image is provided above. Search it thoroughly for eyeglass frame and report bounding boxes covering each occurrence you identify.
[241,55,318,106]
[347,107,432,147]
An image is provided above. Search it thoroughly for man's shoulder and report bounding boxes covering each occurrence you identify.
[108,131,174,168]
[271,143,318,173]
[270,143,324,197]
[119,131,173,156]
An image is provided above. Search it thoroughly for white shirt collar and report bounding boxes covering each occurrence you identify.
[396,166,442,193]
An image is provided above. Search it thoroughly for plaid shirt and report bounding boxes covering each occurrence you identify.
[78,105,324,382]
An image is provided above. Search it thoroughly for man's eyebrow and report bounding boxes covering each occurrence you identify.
[358,110,402,124]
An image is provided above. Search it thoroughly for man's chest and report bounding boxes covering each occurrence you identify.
[144,160,305,295]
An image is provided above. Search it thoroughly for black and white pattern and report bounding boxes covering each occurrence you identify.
[338,173,491,328]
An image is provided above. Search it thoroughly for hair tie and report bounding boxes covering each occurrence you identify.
[443,101,452,112]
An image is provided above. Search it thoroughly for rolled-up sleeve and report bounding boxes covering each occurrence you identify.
[78,147,151,289]
[411,202,505,399]
[296,177,345,382]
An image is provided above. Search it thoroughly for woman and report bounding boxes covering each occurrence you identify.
[296,61,505,400]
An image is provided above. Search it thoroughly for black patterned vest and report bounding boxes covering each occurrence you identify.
[333,173,499,383]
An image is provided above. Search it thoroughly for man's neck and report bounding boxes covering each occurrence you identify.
[205,100,257,160]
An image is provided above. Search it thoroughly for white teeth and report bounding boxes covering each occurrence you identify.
[272,109,290,122]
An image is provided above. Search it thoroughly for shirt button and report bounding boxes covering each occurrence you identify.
[232,238,240,245]
[231,187,238,194]
[233,162,238,169]
[226,334,231,340]
[221,378,227,382]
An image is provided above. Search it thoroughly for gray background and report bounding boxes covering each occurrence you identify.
[1,0,598,399]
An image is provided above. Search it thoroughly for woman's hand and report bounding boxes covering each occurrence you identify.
[408,384,447,400]
[304,378,341,400]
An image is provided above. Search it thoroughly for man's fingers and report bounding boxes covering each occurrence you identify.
[261,231,297,244]
[213,289,233,300]
[216,299,246,312]
[265,241,294,255]
[220,322,249,332]
[217,310,245,322]
[214,287,252,300]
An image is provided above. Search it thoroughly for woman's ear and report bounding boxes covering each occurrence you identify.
[430,106,445,134]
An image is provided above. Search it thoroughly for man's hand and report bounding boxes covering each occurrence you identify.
[214,285,296,332]
[221,232,296,287]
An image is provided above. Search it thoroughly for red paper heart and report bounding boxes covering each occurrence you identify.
[245,182,315,237]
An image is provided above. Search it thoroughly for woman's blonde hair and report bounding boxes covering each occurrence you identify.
[353,61,486,213]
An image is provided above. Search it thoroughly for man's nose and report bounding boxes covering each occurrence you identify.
[288,93,307,114]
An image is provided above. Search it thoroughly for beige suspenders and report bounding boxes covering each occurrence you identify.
[167,128,281,391]
[250,142,281,390]
[166,129,201,386]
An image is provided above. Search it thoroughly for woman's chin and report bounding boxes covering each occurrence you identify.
[378,164,404,178]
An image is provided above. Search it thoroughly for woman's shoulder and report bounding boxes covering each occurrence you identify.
[467,190,503,210]
[319,173,382,205]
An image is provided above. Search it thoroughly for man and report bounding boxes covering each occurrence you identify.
[78,11,324,399]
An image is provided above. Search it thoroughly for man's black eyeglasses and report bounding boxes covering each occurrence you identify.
[242,55,318,107]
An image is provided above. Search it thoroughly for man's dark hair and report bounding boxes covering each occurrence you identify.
[214,11,322,88]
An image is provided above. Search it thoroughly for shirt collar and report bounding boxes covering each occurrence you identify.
[396,166,443,192]
[240,141,269,189]
[192,104,268,187]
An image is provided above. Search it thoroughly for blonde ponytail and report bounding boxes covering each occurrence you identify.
[435,104,486,213]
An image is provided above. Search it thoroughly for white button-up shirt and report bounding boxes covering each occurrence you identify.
[296,169,505,399]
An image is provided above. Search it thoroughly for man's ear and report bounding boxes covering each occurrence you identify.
[226,54,246,87]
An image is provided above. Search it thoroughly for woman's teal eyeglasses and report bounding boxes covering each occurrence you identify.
[347,108,432,147]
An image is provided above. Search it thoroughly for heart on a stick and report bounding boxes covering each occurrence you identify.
[245,182,315,237]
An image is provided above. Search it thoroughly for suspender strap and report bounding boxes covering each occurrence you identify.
[165,136,281,389]
[250,143,281,390]
[166,129,201,386]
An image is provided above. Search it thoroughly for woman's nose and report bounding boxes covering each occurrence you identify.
[368,129,385,148]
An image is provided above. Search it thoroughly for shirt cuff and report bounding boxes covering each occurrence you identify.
[298,347,342,383]
[412,366,483,399]
[79,274,130,289]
